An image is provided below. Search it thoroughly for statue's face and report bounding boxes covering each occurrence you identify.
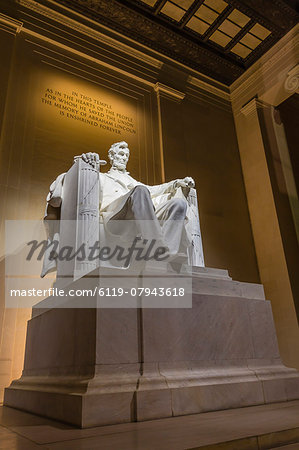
[112,142,130,170]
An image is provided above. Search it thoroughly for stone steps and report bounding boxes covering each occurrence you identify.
[0,401,299,449]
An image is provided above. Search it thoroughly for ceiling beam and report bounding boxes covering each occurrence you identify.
[154,0,168,15]
[226,0,283,34]
[224,18,255,52]
[178,0,205,28]
[202,5,234,41]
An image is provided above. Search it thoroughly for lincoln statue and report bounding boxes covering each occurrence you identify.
[42,141,202,276]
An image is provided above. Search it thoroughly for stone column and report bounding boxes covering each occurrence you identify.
[234,97,299,368]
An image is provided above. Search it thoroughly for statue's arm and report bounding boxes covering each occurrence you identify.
[147,176,195,197]
[46,173,66,209]
[41,173,66,277]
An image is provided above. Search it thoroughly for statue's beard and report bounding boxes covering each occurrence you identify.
[113,161,127,171]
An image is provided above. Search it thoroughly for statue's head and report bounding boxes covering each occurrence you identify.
[108,141,130,171]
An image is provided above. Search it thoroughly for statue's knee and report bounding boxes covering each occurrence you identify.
[132,185,150,198]
[172,198,187,214]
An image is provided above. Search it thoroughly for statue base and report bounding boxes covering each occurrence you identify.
[4,267,299,428]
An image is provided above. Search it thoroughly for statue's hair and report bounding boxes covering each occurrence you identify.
[108,141,129,163]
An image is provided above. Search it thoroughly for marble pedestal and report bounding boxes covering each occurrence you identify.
[4,267,299,427]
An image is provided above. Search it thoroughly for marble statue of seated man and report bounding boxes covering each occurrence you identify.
[42,141,200,276]
[82,141,195,263]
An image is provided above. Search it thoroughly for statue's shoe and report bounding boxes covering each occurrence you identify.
[167,252,188,273]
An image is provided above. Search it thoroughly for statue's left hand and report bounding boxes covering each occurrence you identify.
[174,177,195,189]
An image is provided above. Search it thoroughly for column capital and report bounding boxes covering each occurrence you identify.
[240,97,271,117]
[154,83,185,103]
[284,64,299,93]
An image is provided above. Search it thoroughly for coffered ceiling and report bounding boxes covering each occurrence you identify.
[57,0,299,84]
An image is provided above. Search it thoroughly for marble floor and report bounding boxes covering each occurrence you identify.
[0,401,299,449]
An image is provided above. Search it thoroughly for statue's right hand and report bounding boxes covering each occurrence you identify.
[81,153,107,169]
[81,152,100,168]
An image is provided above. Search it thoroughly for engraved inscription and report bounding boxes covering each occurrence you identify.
[41,88,136,135]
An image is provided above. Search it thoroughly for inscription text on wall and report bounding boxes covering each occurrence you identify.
[41,88,136,135]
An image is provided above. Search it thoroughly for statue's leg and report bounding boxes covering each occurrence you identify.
[108,185,165,243]
[156,198,188,256]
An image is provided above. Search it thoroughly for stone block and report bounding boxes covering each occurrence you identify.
[142,295,255,362]
[82,392,135,427]
[96,308,139,364]
[136,389,173,421]
[247,300,280,359]
[171,381,264,416]
[4,268,299,427]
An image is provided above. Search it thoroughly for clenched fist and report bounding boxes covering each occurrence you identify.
[174,177,195,189]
